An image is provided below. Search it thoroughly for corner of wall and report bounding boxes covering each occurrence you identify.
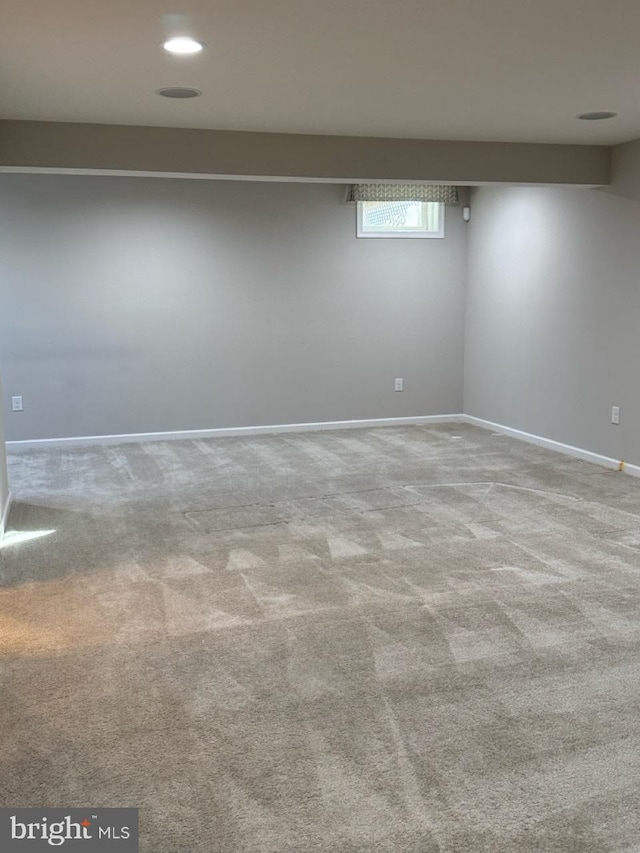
[461,186,480,418]
[608,138,640,201]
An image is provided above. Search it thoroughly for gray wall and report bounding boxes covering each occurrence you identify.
[0,175,467,441]
[0,377,8,533]
[464,184,640,464]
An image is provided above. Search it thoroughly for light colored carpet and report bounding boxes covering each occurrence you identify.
[2,423,640,852]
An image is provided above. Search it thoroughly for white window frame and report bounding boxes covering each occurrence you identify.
[356,201,445,239]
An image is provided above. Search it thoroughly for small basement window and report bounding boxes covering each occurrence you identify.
[357,201,444,239]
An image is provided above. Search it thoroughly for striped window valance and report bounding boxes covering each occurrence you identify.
[345,184,459,205]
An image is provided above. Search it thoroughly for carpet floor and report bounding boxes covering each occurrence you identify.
[2,423,640,852]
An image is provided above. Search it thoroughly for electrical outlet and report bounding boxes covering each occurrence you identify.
[12,395,23,412]
[612,405,620,425]
[395,378,403,392]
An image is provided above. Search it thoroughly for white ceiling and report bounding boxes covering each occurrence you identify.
[2,0,639,145]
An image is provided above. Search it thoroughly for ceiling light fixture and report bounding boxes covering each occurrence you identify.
[576,111,617,121]
[156,87,202,99]
[162,37,204,55]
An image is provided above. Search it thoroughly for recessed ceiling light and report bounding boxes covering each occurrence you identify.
[163,37,204,55]
[156,87,202,99]
[577,111,617,121]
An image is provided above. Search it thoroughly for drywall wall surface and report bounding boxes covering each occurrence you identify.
[0,376,8,533]
[0,120,610,186]
[610,138,640,201]
[464,184,640,464]
[0,175,466,440]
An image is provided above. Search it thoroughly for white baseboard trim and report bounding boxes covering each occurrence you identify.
[0,491,13,540]
[8,414,639,479]
[463,415,640,477]
[6,414,466,450]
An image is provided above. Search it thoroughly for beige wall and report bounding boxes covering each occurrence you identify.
[0,120,611,187]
